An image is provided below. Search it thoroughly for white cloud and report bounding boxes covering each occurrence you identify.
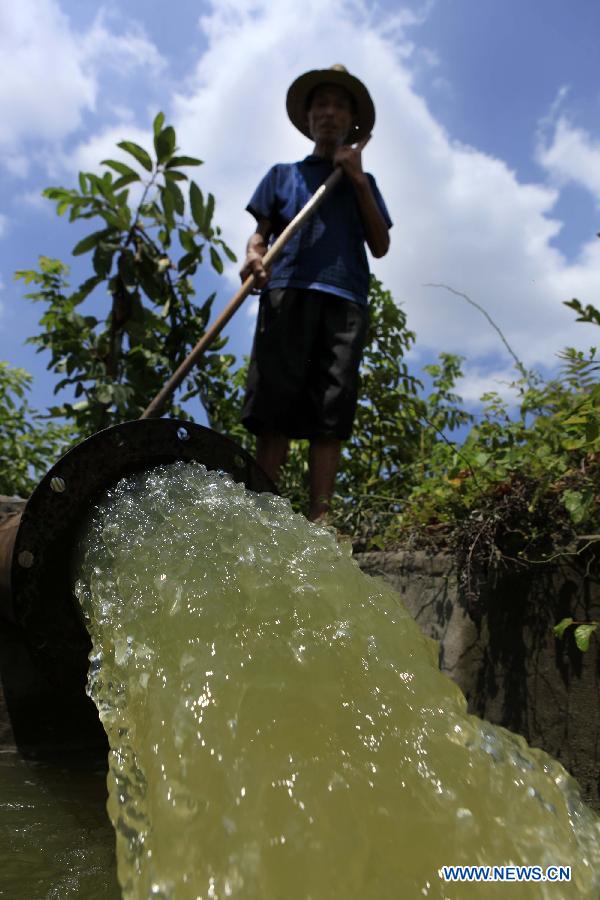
[22,190,51,211]
[246,298,259,319]
[3,156,30,178]
[17,0,600,381]
[0,1,165,172]
[163,0,600,373]
[245,297,260,335]
[63,121,151,176]
[537,115,600,204]
[0,1,95,153]
[455,365,523,407]
[79,10,166,77]
[0,214,7,238]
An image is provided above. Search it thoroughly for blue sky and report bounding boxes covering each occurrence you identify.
[1,0,599,428]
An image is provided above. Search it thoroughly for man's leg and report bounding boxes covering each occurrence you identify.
[256,431,290,487]
[308,435,342,521]
[306,296,367,523]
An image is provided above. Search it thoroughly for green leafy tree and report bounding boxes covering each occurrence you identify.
[15,113,236,436]
[0,362,75,496]
[390,295,600,574]
[558,299,600,454]
[326,278,424,543]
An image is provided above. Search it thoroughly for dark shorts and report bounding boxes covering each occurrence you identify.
[241,287,369,441]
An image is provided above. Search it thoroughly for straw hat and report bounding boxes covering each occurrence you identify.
[286,64,375,143]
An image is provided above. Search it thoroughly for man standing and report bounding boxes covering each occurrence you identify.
[240,64,392,522]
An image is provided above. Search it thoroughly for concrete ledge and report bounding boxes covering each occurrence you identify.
[354,549,600,812]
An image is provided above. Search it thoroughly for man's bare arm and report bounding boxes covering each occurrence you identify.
[333,139,390,258]
[348,175,390,258]
[240,217,272,287]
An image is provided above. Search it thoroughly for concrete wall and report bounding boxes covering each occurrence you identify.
[354,549,600,812]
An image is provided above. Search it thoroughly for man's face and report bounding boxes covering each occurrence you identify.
[306,84,355,146]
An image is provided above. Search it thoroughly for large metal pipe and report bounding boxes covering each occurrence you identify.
[0,419,275,754]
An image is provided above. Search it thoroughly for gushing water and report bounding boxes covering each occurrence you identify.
[74,462,600,898]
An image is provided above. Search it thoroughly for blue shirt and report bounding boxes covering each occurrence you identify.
[247,155,392,306]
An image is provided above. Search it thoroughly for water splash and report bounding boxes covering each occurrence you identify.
[74,462,600,899]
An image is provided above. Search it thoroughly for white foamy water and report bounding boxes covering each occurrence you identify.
[74,462,600,899]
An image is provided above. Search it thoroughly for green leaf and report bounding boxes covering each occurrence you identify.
[137,255,165,302]
[178,228,196,253]
[95,173,117,201]
[189,182,204,227]
[219,242,237,263]
[102,159,140,179]
[118,250,137,286]
[43,187,71,201]
[167,156,202,168]
[210,246,223,274]
[163,170,188,182]
[117,141,153,172]
[561,488,587,524]
[72,229,111,256]
[165,179,185,216]
[563,438,586,451]
[92,244,116,278]
[95,385,113,404]
[564,298,600,327]
[155,126,176,165]
[553,617,574,639]
[161,186,176,228]
[574,623,597,652]
[203,192,215,233]
[84,174,100,196]
[98,209,128,230]
[14,269,38,286]
[71,274,103,305]
[112,173,139,191]
[585,419,599,443]
[153,112,165,137]
[178,252,198,273]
